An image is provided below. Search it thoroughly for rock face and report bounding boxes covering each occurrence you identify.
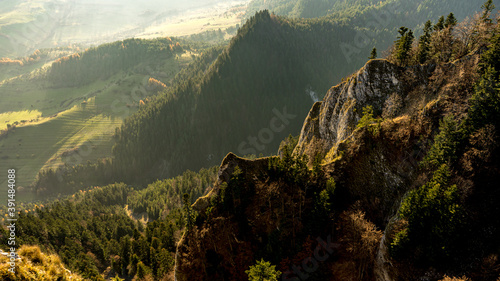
[174,53,482,281]
[294,59,404,162]
[174,60,416,281]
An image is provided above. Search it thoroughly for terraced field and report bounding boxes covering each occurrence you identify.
[0,47,197,201]
[0,98,122,201]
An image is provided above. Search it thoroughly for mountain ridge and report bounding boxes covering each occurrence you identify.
[174,24,499,279]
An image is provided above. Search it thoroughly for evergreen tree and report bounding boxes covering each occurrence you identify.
[395,27,414,66]
[395,27,409,46]
[119,236,131,275]
[136,261,150,279]
[434,16,445,31]
[444,13,457,28]
[468,67,500,130]
[480,31,500,74]
[422,115,466,169]
[417,20,433,64]
[183,193,196,229]
[481,0,495,24]
[391,164,463,261]
[369,47,377,59]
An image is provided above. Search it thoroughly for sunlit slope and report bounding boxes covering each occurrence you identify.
[0,110,42,131]
[0,98,121,201]
[0,245,83,280]
[0,37,198,201]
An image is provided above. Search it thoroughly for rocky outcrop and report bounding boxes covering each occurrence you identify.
[174,153,272,281]
[294,59,405,162]
[174,52,483,281]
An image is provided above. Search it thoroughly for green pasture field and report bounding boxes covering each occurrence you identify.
[0,98,122,202]
[0,52,195,202]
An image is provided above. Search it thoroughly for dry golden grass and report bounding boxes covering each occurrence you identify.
[0,245,83,280]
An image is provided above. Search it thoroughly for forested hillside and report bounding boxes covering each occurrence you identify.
[112,11,352,181]
[0,36,203,199]
[1,1,499,281]
[1,166,217,280]
[47,38,184,88]
[36,0,493,196]
[175,3,500,279]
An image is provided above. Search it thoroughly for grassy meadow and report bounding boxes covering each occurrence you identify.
[0,49,196,201]
[0,98,121,201]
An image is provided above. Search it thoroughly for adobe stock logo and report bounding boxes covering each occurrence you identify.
[238,107,296,156]
[282,235,336,281]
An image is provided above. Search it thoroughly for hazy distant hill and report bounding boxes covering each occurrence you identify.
[0,37,198,199]
[0,0,244,58]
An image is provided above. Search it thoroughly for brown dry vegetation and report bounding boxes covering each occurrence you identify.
[0,245,83,280]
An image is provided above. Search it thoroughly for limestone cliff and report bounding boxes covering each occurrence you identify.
[174,51,497,281]
[294,59,436,163]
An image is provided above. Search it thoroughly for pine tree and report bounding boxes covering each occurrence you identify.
[395,27,414,66]
[391,164,462,261]
[434,16,445,31]
[136,261,150,279]
[395,27,409,46]
[481,0,495,24]
[480,31,500,75]
[417,20,433,64]
[119,237,131,275]
[369,47,377,59]
[183,193,196,229]
[444,13,457,28]
[468,67,500,130]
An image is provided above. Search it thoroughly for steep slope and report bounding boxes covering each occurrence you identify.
[174,17,500,280]
[45,10,373,192]
[173,56,419,281]
[294,59,407,162]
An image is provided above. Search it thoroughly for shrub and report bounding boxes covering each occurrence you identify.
[339,210,382,280]
[19,245,46,266]
[315,178,336,216]
[245,259,281,281]
[357,105,382,136]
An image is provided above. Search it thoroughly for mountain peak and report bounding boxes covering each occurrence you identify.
[294,59,406,163]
